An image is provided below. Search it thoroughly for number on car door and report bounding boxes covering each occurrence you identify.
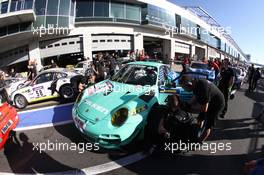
[32,72,55,100]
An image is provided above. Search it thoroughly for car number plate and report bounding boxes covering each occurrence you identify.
[1,120,13,134]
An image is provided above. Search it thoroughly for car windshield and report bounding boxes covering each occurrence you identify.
[191,63,208,69]
[110,64,158,86]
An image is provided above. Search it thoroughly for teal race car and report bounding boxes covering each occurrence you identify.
[72,61,207,149]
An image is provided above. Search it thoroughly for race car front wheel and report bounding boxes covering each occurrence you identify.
[59,85,75,99]
[14,94,28,109]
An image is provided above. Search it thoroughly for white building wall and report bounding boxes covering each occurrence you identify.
[28,40,42,71]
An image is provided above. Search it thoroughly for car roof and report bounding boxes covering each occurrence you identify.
[40,68,72,74]
[128,61,164,68]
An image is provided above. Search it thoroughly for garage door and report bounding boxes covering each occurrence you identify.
[175,42,190,54]
[40,36,83,58]
[92,35,133,51]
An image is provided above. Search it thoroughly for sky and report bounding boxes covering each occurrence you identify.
[169,0,264,64]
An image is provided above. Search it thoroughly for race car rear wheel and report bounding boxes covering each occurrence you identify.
[14,94,27,109]
[59,84,75,99]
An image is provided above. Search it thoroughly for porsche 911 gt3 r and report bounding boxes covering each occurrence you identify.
[11,68,77,109]
[72,61,210,149]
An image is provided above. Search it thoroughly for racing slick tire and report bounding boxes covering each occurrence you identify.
[14,94,28,109]
[59,84,75,100]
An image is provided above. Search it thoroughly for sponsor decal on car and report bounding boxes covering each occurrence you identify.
[87,82,113,96]
[84,99,109,115]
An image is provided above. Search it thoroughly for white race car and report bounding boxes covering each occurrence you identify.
[11,68,77,109]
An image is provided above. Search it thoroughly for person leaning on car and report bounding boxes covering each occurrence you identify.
[70,75,89,95]
[218,58,235,118]
[179,76,225,142]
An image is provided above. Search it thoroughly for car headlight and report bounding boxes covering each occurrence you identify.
[111,108,129,127]
[76,91,84,104]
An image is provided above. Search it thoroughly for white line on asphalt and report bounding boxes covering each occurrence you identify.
[14,120,73,131]
[0,151,149,175]
[18,102,74,114]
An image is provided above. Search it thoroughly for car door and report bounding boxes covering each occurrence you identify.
[30,72,55,101]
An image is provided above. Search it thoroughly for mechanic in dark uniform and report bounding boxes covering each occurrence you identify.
[180,76,225,141]
[70,67,93,96]
[218,58,235,118]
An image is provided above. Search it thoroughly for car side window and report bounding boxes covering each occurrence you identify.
[55,73,67,79]
[34,73,54,84]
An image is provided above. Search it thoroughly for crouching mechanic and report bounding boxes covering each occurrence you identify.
[70,69,94,96]
[179,75,225,141]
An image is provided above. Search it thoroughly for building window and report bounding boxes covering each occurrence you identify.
[144,5,175,27]
[0,27,7,37]
[24,0,34,10]
[62,42,67,45]
[59,0,70,16]
[76,0,93,17]
[48,45,53,48]
[8,25,19,34]
[126,4,140,21]
[114,39,119,42]
[107,39,113,42]
[10,0,18,12]
[94,0,109,17]
[69,41,75,44]
[1,1,9,14]
[20,22,32,31]
[46,0,59,15]
[46,16,58,28]
[92,40,98,43]
[35,0,47,15]
[58,17,69,27]
[55,43,60,47]
[100,40,106,42]
[110,2,124,19]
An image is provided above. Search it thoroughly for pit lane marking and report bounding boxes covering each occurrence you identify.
[18,103,74,114]
[0,151,149,175]
[14,120,73,131]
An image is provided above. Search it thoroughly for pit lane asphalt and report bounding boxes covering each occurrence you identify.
[0,81,264,175]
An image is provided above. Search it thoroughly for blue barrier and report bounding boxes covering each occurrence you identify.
[17,103,74,129]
